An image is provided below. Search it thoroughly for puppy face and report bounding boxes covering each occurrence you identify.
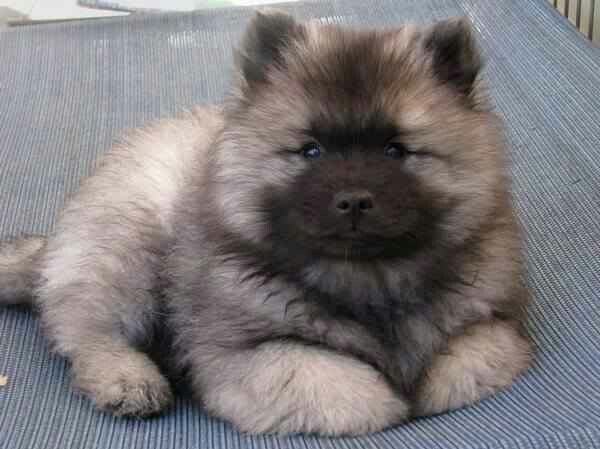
[213,11,507,263]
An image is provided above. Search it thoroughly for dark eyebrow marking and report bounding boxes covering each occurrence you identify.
[306,114,400,148]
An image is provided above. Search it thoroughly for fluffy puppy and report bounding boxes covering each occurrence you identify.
[0,11,531,435]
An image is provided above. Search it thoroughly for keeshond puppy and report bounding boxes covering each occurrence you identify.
[0,10,531,435]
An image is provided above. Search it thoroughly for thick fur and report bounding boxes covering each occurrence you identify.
[199,341,409,434]
[0,236,45,305]
[0,11,531,435]
[414,320,531,416]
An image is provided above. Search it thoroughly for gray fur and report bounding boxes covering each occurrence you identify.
[0,12,531,435]
[0,235,45,305]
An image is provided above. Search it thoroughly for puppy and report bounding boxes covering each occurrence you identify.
[0,11,531,435]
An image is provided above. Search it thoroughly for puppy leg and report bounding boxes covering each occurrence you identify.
[197,341,409,435]
[37,235,173,416]
[414,320,531,416]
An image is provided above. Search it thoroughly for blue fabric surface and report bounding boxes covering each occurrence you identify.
[1,0,600,448]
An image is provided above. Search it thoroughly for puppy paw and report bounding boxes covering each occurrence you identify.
[202,342,409,435]
[72,351,173,417]
[414,321,531,416]
[92,374,173,417]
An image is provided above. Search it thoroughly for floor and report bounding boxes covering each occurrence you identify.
[0,0,298,23]
[1,0,128,21]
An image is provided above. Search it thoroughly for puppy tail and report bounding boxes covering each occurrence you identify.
[0,235,46,306]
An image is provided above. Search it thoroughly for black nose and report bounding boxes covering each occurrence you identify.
[334,191,374,215]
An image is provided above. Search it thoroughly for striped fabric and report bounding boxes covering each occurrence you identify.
[1,0,600,448]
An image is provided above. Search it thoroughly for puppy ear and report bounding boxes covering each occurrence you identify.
[424,18,482,98]
[237,9,304,84]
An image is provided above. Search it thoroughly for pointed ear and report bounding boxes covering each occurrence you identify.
[236,9,304,84]
[424,18,483,98]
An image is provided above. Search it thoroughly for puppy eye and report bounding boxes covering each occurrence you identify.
[384,143,408,159]
[302,143,321,159]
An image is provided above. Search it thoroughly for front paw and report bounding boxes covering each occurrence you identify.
[414,321,531,416]
[202,343,409,435]
[72,352,173,417]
